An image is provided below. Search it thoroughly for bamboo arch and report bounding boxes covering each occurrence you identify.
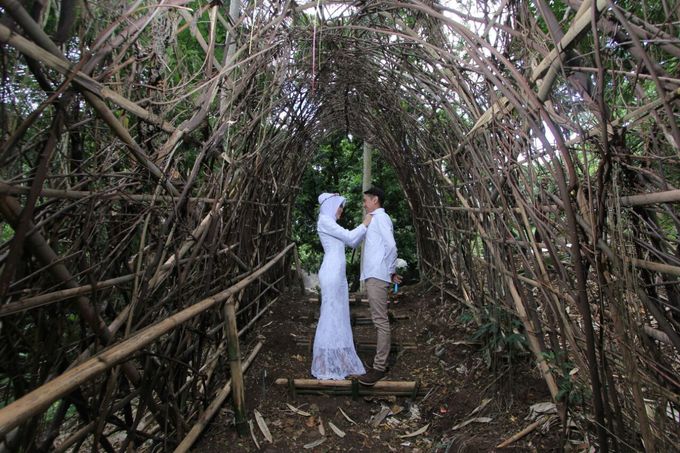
[0,0,678,450]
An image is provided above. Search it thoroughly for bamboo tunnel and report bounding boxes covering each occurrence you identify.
[1,0,679,450]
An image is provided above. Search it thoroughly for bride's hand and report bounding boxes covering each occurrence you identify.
[362,214,372,227]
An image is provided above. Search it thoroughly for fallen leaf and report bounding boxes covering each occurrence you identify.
[318,417,325,436]
[399,423,430,438]
[248,420,260,449]
[286,403,311,417]
[469,398,492,416]
[305,416,316,428]
[253,409,273,443]
[338,407,357,425]
[386,418,402,428]
[526,402,557,420]
[303,437,326,449]
[370,406,391,428]
[452,340,480,345]
[408,404,421,421]
[451,417,492,430]
[328,421,346,438]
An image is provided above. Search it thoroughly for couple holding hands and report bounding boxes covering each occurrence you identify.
[311,187,402,386]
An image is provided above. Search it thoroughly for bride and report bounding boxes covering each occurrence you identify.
[311,193,372,380]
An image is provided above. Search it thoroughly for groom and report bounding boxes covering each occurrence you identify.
[358,187,402,386]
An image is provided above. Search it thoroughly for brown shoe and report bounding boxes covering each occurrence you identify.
[358,368,386,386]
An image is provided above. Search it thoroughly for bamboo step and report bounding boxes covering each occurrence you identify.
[295,337,416,354]
[275,378,426,399]
[307,295,370,305]
[301,313,409,325]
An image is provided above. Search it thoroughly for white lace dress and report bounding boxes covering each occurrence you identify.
[311,215,367,380]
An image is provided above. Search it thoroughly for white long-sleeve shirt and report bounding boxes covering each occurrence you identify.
[360,208,397,283]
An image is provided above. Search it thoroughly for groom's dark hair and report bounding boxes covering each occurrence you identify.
[363,187,385,207]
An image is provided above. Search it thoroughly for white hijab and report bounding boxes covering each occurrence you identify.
[318,192,346,221]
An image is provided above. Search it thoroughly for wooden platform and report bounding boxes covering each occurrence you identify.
[275,378,426,399]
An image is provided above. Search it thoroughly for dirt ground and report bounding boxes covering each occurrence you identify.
[193,284,567,452]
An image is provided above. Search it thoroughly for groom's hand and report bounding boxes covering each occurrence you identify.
[390,273,402,284]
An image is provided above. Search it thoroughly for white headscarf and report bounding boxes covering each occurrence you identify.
[318,192,346,221]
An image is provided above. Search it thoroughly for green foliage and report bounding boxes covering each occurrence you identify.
[470,305,529,371]
[1,223,14,244]
[457,309,476,325]
[292,134,419,288]
[542,350,589,406]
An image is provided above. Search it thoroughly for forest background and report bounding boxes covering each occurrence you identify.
[292,135,418,289]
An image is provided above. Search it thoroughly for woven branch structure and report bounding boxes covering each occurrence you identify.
[0,0,679,450]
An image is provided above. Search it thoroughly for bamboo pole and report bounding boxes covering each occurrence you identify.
[495,416,554,449]
[0,183,218,203]
[275,378,421,390]
[456,189,560,400]
[609,290,656,451]
[293,245,306,293]
[0,273,136,317]
[177,9,222,71]
[224,298,247,436]
[628,256,680,277]
[0,23,176,134]
[0,9,179,197]
[564,87,680,147]
[619,189,680,206]
[174,341,263,453]
[238,296,279,337]
[0,243,293,436]
[467,0,609,135]
[0,247,236,318]
[147,199,225,290]
[52,390,141,453]
[0,192,143,386]
[274,378,426,397]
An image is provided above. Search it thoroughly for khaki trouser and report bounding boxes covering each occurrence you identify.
[365,278,391,371]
